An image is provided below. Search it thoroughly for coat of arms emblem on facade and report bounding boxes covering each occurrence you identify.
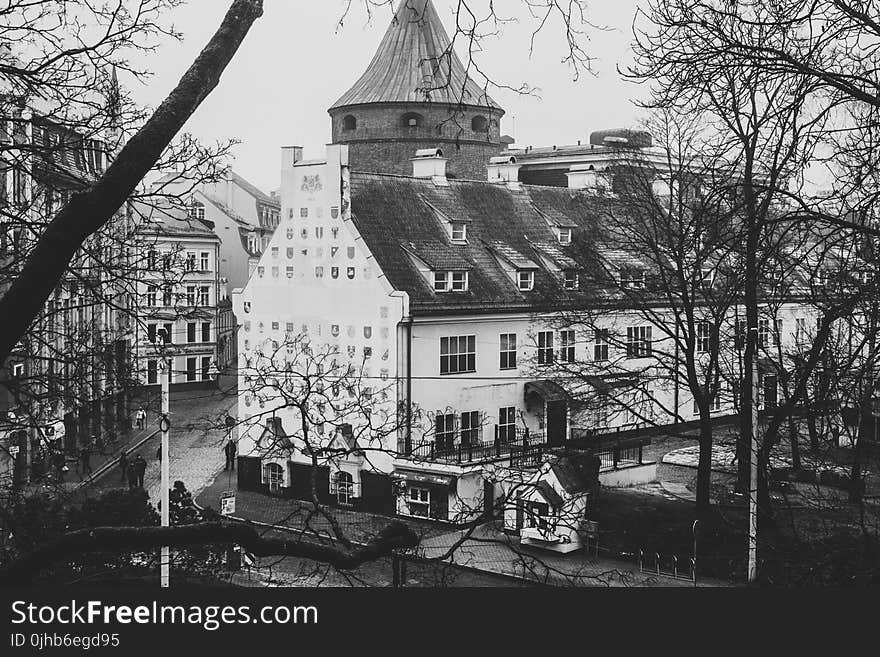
[301,175,322,193]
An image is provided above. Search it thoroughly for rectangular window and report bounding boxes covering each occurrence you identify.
[146,285,157,307]
[198,286,210,306]
[440,335,476,375]
[187,323,197,344]
[758,319,770,348]
[435,413,456,452]
[735,319,747,350]
[451,222,467,242]
[200,251,210,271]
[559,330,576,363]
[460,411,480,445]
[693,388,723,415]
[300,208,309,218]
[700,269,714,290]
[518,270,534,291]
[201,357,212,381]
[774,319,783,347]
[500,333,517,370]
[696,321,712,354]
[558,228,572,245]
[162,323,173,344]
[147,324,157,344]
[185,252,196,272]
[147,360,158,385]
[498,406,516,442]
[186,286,196,306]
[451,271,468,292]
[147,249,157,270]
[620,269,646,289]
[186,357,197,382]
[626,326,652,359]
[537,331,554,365]
[202,322,211,343]
[163,285,173,307]
[407,487,430,518]
[433,271,448,293]
[796,318,806,343]
[593,329,609,361]
[563,271,578,290]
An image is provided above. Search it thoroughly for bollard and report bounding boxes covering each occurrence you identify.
[655,552,660,575]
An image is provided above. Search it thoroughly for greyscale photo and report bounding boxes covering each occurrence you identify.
[1,0,878,594]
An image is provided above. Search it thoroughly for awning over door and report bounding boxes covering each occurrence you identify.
[524,380,568,403]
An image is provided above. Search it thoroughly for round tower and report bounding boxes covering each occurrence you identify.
[329,0,506,180]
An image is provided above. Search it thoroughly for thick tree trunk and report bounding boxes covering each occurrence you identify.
[0,0,264,364]
[807,412,820,453]
[696,422,713,519]
[788,416,801,471]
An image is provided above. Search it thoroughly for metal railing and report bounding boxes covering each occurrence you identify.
[408,427,547,465]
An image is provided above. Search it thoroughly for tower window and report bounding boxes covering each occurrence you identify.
[402,112,424,128]
[343,115,357,131]
[472,115,489,133]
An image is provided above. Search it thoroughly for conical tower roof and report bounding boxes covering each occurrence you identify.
[330,0,502,112]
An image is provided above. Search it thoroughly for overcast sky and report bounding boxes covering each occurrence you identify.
[131,0,646,193]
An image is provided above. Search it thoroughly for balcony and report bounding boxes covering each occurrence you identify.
[407,427,548,466]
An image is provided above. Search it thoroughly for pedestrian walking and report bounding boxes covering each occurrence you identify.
[136,408,147,430]
[224,440,237,471]
[134,454,147,488]
[118,451,129,484]
[53,451,67,483]
[126,462,139,490]
[79,444,92,478]
[156,444,162,461]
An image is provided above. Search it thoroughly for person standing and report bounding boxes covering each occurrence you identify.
[136,408,147,430]
[79,444,92,478]
[118,451,129,484]
[134,454,147,488]
[224,440,237,471]
[126,461,139,490]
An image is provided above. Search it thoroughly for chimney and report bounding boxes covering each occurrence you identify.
[411,148,448,185]
[488,155,521,189]
[567,164,610,194]
[282,145,304,169]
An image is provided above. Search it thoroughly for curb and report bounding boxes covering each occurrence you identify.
[74,429,160,491]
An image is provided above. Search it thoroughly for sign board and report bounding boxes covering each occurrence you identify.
[220,491,236,517]
[8,446,19,457]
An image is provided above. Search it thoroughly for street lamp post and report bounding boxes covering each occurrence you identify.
[159,356,171,589]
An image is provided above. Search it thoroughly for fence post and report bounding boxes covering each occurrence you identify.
[613,443,620,470]
[655,552,660,575]
[638,445,643,464]
[638,549,643,572]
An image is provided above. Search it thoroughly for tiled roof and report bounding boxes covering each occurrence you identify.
[330,0,501,111]
[349,172,614,315]
[130,198,218,239]
[229,171,279,207]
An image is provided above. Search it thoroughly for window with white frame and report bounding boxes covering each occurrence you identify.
[460,411,481,445]
[440,336,476,374]
[773,319,783,346]
[559,330,576,363]
[185,252,196,272]
[186,286,196,306]
[537,331,554,365]
[758,319,770,348]
[620,269,646,289]
[200,251,210,271]
[693,387,723,415]
[12,363,23,378]
[518,270,535,291]
[626,326,652,359]
[265,462,284,493]
[434,271,468,293]
[451,222,467,242]
[407,487,430,518]
[201,356,211,381]
[696,321,713,354]
[500,333,517,370]
[186,357,197,382]
[795,318,806,344]
[147,360,158,385]
[699,268,715,290]
[498,406,516,442]
[557,228,572,245]
[146,285,157,307]
[163,285,173,307]
[198,286,210,306]
[593,328,609,361]
[334,471,354,506]
[435,413,456,452]
[563,270,578,290]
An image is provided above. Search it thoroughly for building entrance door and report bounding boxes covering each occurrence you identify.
[547,400,567,447]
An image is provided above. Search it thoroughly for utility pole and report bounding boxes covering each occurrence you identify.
[159,352,171,588]
[748,341,759,585]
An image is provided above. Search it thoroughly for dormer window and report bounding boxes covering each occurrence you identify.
[188,200,205,221]
[518,270,535,291]
[451,222,467,242]
[563,271,578,290]
[700,268,715,290]
[557,228,572,245]
[434,271,468,293]
[620,269,646,290]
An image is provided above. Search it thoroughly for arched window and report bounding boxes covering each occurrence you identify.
[342,115,357,131]
[334,470,354,505]
[401,112,424,128]
[264,462,284,493]
[471,115,489,133]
